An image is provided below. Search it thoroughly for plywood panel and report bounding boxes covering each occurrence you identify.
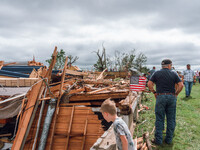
[23,105,104,150]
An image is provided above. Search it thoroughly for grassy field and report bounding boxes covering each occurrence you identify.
[135,83,200,150]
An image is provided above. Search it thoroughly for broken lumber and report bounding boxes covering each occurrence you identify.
[143,132,152,150]
[87,86,112,94]
[65,69,88,76]
[96,68,107,80]
[69,91,129,102]
[11,70,47,150]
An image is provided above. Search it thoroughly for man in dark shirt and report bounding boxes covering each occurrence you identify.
[148,59,183,145]
[147,66,156,80]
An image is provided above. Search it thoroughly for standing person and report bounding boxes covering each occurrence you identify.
[147,66,156,82]
[101,99,135,150]
[195,70,199,84]
[148,66,156,77]
[182,64,195,97]
[148,59,183,145]
[199,71,200,83]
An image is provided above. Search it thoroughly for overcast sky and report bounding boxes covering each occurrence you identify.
[1,0,200,71]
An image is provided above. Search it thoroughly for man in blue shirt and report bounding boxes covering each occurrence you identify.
[148,59,183,145]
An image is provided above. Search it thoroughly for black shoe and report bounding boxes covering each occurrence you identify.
[151,138,162,145]
[164,140,173,145]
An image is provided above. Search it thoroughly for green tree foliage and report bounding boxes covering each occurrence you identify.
[45,49,79,70]
[115,50,136,71]
[135,52,147,72]
[140,66,150,74]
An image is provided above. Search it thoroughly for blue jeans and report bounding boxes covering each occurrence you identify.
[184,81,193,96]
[155,95,177,144]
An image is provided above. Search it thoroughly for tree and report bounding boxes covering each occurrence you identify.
[114,50,136,71]
[140,66,150,74]
[135,52,147,72]
[46,49,79,70]
[93,46,148,73]
[68,55,79,67]
[93,44,107,71]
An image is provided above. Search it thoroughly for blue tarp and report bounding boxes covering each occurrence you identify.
[1,66,43,74]
[0,70,29,78]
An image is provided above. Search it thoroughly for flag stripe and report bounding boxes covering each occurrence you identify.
[130,76,146,92]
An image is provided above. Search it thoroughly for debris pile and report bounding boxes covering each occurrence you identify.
[136,132,152,150]
[0,47,143,150]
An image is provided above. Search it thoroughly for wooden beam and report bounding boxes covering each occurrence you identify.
[69,88,85,95]
[3,62,16,66]
[58,57,68,100]
[77,79,113,86]
[87,86,111,94]
[60,102,91,106]
[49,56,68,150]
[65,69,88,76]
[81,118,88,150]
[39,97,51,101]
[69,91,129,102]
[46,46,58,82]
[143,132,152,150]
[65,106,75,150]
[49,80,74,93]
[11,75,45,150]
[96,68,107,80]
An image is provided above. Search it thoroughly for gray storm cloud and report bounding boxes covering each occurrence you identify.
[0,0,200,71]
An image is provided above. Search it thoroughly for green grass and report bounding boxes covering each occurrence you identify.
[135,83,200,150]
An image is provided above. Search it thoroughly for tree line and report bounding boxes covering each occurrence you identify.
[45,47,149,73]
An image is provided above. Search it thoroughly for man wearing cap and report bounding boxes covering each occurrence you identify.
[182,64,195,98]
[148,59,183,145]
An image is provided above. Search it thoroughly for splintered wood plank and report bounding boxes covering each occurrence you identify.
[87,86,111,94]
[60,102,91,106]
[59,56,68,99]
[65,69,88,76]
[69,92,129,102]
[65,106,75,150]
[81,118,88,150]
[49,80,74,93]
[11,78,44,150]
[96,68,107,80]
[49,56,68,150]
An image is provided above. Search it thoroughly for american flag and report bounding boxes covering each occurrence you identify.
[130,76,147,91]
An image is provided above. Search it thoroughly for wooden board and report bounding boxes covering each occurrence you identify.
[69,91,129,102]
[0,78,38,87]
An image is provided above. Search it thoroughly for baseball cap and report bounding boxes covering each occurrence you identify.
[161,59,172,65]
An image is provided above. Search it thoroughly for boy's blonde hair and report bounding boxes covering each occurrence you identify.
[101,98,117,115]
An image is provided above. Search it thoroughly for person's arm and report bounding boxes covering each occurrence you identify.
[148,80,157,98]
[120,135,128,150]
[175,81,184,96]
[182,71,185,81]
